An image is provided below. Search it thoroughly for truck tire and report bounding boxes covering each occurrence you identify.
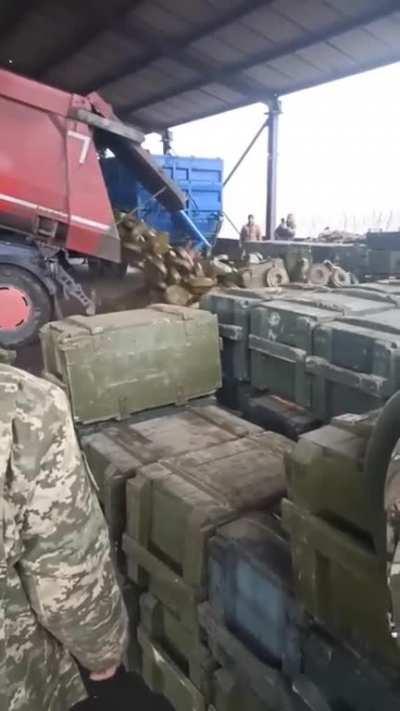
[0,265,52,347]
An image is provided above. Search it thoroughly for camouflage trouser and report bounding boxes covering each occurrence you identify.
[388,539,400,641]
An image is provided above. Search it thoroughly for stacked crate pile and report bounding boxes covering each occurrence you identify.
[202,285,400,433]
[40,304,296,711]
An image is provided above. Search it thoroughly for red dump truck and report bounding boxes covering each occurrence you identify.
[0,69,185,347]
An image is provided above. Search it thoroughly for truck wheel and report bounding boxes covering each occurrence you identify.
[0,265,52,347]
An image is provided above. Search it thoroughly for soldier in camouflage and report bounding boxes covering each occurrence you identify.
[0,362,128,710]
[386,439,400,642]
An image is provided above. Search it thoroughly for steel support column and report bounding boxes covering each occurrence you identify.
[266,97,282,240]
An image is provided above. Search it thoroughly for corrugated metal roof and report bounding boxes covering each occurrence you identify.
[1,0,400,131]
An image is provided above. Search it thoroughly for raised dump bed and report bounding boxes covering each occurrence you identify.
[41,305,221,423]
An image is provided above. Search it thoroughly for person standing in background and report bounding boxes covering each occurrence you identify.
[274,213,297,240]
[240,214,262,243]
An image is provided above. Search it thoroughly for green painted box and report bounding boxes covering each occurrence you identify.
[123,432,292,625]
[40,305,221,424]
[250,293,392,408]
[138,626,207,711]
[140,592,215,696]
[282,499,399,669]
[285,411,378,537]
[310,308,400,420]
[81,403,261,543]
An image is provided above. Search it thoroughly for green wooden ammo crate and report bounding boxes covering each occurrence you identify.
[122,431,292,628]
[80,403,261,544]
[285,411,379,537]
[139,592,215,697]
[138,626,207,711]
[282,499,399,670]
[249,292,393,408]
[40,305,221,424]
[122,581,142,673]
[201,290,268,383]
[309,308,400,420]
[198,603,326,711]
[210,668,270,711]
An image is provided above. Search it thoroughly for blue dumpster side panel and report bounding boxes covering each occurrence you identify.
[102,154,223,245]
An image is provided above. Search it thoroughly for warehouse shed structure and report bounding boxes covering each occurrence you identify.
[3,0,400,234]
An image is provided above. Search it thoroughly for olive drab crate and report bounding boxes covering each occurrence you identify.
[309,308,400,421]
[122,432,292,627]
[80,403,262,545]
[249,291,393,410]
[40,305,221,423]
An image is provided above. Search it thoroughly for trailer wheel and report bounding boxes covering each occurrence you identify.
[0,265,52,347]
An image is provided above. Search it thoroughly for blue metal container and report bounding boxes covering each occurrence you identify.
[102,153,223,246]
[208,512,303,668]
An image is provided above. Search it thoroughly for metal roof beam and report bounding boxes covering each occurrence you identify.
[119,0,400,116]
[36,0,146,81]
[110,17,272,104]
[82,0,275,93]
[133,96,265,133]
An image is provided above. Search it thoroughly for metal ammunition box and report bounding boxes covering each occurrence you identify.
[81,403,261,543]
[40,305,221,423]
[123,432,292,625]
[283,499,400,669]
[208,512,303,667]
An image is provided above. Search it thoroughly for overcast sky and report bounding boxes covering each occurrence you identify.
[145,61,400,239]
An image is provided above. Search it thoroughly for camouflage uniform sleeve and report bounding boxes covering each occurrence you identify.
[14,377,128,673]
